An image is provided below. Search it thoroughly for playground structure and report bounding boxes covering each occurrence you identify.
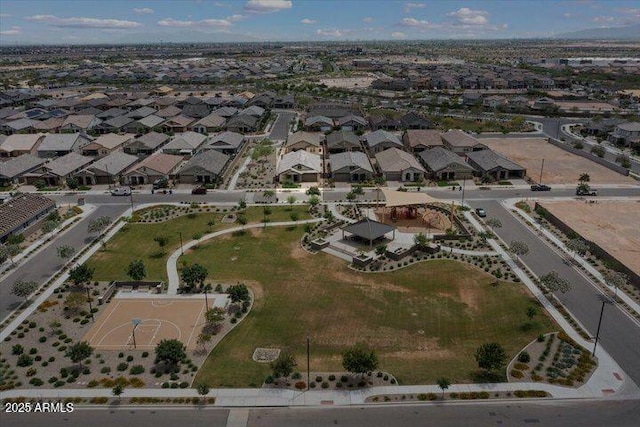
[375,205,452,232]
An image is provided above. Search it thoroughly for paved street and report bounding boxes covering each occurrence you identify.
[268,111,296,141]
[4,399,640,427]
[0,204,128,321]
[470,199,640,386]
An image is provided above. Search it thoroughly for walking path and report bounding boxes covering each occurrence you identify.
[165,218,324,294]
[226,149,254,191]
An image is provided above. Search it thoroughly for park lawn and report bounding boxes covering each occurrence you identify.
[86,206,312,282]
[190,227,556,387]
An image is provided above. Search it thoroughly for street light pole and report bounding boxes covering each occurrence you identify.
[461,177,466,206]
[592,300,607,357]
[306,330,310,391]
[129,191,134,214]
[86,286,94,322]
[178,232,184,255]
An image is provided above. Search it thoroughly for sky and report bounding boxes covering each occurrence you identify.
[0,0,639,44]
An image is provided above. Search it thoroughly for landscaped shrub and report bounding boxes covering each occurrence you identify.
[39,337,47,343]
[310,382,316,388]
[126,355,134,362]
[17,354,33,367]
[179,381,189,388]
[321,381,329,389]
[294,381,306,390]
[142,352,149,358]
[100,367,111,374]
[116,362,128,372]
[162,382,170,388]
[328,374,336,381]
[264,375,274,384]
[315,376,323,383]
[511,370,524,379]
[341,375,349,382]
[29,378,44,386]
[514,362,529,371]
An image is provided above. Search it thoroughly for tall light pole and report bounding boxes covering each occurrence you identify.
[178,232,184,255]
[592,299,607,357]
[129,191,134,214]
[460,177,466,206]
[86,286,94,322]
[306,330,310,391]
[538,158,545,185]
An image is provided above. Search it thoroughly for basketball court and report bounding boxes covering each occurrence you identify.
[83,298,208,350]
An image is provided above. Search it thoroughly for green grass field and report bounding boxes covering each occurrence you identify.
[87,206,311,281]
[190,227,555,387]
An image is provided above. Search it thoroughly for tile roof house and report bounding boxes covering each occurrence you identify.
[162,131,207,155]
[466,149,526,181]
[276,150,322,183]
[81,133,136,157]
[191,114,226,134]
[418,147,474,181]
[34,152,94,186]
[402,130,443,153]
[375,147,426,182]
[400,112,431,130]
[326,130,362,153]
[0,154,48,185]
[1,118,40,134]
[124,131,170,156]
[335,115,368,132]
[305,115,334,132]
[226,114,259,133]
[60,115,102,132]
[181,104,211,119]
[161,115,196,133]
[369,115,401,131]
[441,130,487,156]
[0,193,56,242]
[123,115,165,134]
[364,130,403,154]
[0,133,46,157]
[76,151,139,185]
[201,131,245,155]
[285,131,324,155]
[96,115,134,134]
[156,105,183,118]
[126,106,157,120]
[329,151,374,182]
[179,149,230,185]
[609,121,640,146]
[124,153,184,185]
[37,133,93,158]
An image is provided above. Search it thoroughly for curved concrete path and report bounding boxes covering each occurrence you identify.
[166,218,323,295]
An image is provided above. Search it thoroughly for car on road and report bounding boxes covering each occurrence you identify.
[475,208,487,217]
[531,184,551,191]
[110,187,131,196]
[153,177,168,189]
[191,186,207,195]
[576,187,597,196]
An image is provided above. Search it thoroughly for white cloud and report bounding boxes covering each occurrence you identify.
[0,13,12,18]
[244,0,292,14]
[404,2,425,13]
[301,18,317,25]
[25,15,142,29]
[227,14,246,22]
[0,26,21,35]
[591,16,614,23]
[133,8,154,14]
[401,17,440,30]
[362,17,373,23]
[316,28,344,37]
[447,8,489,25]
[563,12,573,18]
[158,17,232,28]
[391,31,406,39]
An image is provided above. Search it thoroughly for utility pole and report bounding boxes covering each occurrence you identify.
[86,286,94,322]
[592,300,607,357]
[461,177,466,206]
[178,232,184,255]
[129,191,134,214]
[306,331,310,391]
[539,158,545,185]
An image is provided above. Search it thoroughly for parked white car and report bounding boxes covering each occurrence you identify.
[110,187,131,196]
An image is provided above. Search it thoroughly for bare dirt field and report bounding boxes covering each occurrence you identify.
[83,297,208,351]
[540,200,640,276]
[556,101,616,112]
[481,137,635,184]
[319,76,376,89]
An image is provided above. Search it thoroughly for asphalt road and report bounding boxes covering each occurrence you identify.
[4,399,640,427]
[470,199,640,386]
[268,111,296,141]
[0,204,128,321]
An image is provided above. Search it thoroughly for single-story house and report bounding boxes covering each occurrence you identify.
[191,114,226,134]
[441,129,487,156]
[239,106,266,119]
[0,193,56,242]
[369,116,401,131]
[0,154,48,185]
[33,152,94,186]
[123,115,165,134]
[305,115,334,132]
[179,149,230,185]
[1,118,40,134]
[608,121,640,147]
[161,115,196,134]
[75,151,139,185]
[95,115,134,134]
[37,133,93,158]
[329,151,374,182]
[211,107,238,118]
[201,131,245,155]
[285,131,324,155]
[400,112,431,130]
[466,149,527,181]
[156,105,183,118]
[483,95,507,108]
[126,106,157,120]
[336,115,367,132]
[326,130,362,153]
[60,115,101,132]
[124,132,170,157]
[162,131,207,156]
[81,133,136,157]
[418,147,475,181]
[364,130,403,154]
[226,114,259,133]
[181,104,211,119]
[402,130,443,153]
[375,147,426,182]
[276,150,323,183]
[0,133,46,158]
[123,153,184,185]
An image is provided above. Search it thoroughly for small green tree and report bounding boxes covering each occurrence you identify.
[196,383,210,396]
[154,339,186,367]
[153,236,169,254]
[205,307,225,326]
[437,377,451,397]
[308,195,320,207]
[579,173,590,183]
[342,343,378,377]
[227,283,250,303]
[539,271,572,294]
[11,280,38,302]
[68,264,94,287]
[290,211,299,222]
[126,259,146,281]
[112,383,124,400]
[474,342,507,373]
[604,271,628,299]
[413,233,430,249]
[486,218,502,228]
[180,263,208,292]
[65,291,86,314]
[87,216,112,248]
[526,306,537,321]
[271,352,297,378]
[56,245,76,262]
[196,332,212,351]
[42,220,60,234]
[566,238,589,259]
[65,341,94,369]
[237,200,247,210]
[375,244,387,257]
[509,240,529,258]
[237,215,247,225]
[287,195,296,208]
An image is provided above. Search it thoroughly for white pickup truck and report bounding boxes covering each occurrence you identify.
[110,187,131,196]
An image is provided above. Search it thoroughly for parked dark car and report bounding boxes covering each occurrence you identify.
[153,177,168,189]
[531,184,551,191]
[475,208,487,218]
[576,187,597,196]
[191,186,207,195]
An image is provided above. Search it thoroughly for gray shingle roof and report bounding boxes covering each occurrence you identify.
[45,152,93,177]
[180,150,230,176]
[375,147,425,173]
[88,151,139,175]
[205,131,244,149]
[466,149,525,172]
[364,130,402,148]
[0,154,47,179]
[134,131,170,150]
[277,150,322,174]
[342,218,395,241]
[38,133,89,152]
[418,147,474,172]
[326,130,360,150]
[441,129,481,148]
[329,151,373,173]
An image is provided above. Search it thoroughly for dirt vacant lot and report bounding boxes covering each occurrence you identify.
[482,137,634,184]
[319,76,376,89]
[540,200,640,276]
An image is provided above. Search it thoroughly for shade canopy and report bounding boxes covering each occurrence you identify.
[381,188,439,207]
[341,218,396,241]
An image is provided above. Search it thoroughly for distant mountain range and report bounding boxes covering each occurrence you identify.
[554,24,640,40]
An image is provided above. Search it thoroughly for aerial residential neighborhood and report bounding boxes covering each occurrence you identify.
[0,1,639,427]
